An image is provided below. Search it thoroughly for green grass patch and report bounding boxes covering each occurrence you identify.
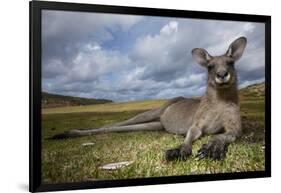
[42,130,264,183]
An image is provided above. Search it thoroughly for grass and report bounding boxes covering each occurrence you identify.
[42,93,265,184]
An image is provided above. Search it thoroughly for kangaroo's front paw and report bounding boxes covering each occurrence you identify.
[196,141,228,160]
[165,144,192,161]
[165,147,180,161]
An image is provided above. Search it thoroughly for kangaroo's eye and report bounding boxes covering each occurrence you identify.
[207,64,214,70]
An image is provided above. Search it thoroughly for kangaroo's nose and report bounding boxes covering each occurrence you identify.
[216,71,229,79]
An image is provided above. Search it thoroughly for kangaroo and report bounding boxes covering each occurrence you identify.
[52,37,247,161]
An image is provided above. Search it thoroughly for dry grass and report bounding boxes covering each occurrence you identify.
[42,99,167,114]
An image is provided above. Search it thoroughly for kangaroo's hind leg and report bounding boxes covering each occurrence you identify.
[111,97,186,127]
[51,122,164,139]
[50,97,185,139]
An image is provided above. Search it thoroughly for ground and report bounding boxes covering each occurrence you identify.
[41,90,265,184]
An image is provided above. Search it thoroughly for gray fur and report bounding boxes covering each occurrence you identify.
[52,37,247,161]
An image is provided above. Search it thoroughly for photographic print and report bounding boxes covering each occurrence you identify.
[29,2,270,191]
[41,9,266,183]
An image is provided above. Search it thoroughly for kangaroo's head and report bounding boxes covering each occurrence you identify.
[192,37,247,89]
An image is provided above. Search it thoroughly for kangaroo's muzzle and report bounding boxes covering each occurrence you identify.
[215,72,230,84]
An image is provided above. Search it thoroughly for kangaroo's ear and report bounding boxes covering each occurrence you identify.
[226,37,247,61]
[192,48,212,67]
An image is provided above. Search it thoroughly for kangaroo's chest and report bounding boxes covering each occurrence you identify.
[196,102,239,134]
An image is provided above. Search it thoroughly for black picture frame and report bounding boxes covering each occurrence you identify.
[29,1,271,192]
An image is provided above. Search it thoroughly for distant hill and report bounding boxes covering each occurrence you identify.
[239,82,265,100]
[42,92,113,108]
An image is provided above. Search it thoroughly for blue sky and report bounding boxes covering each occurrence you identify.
[42,10,265,102]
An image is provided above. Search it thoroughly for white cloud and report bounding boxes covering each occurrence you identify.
[42,58,67,78]
[85,43,101,51]
[173,73,206,88]
[243,23,255,33]
[160,21,178,35]
[69,44,132,83]
[125,67,145,83]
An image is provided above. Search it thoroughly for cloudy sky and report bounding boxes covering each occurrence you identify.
[42,10,265,102]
